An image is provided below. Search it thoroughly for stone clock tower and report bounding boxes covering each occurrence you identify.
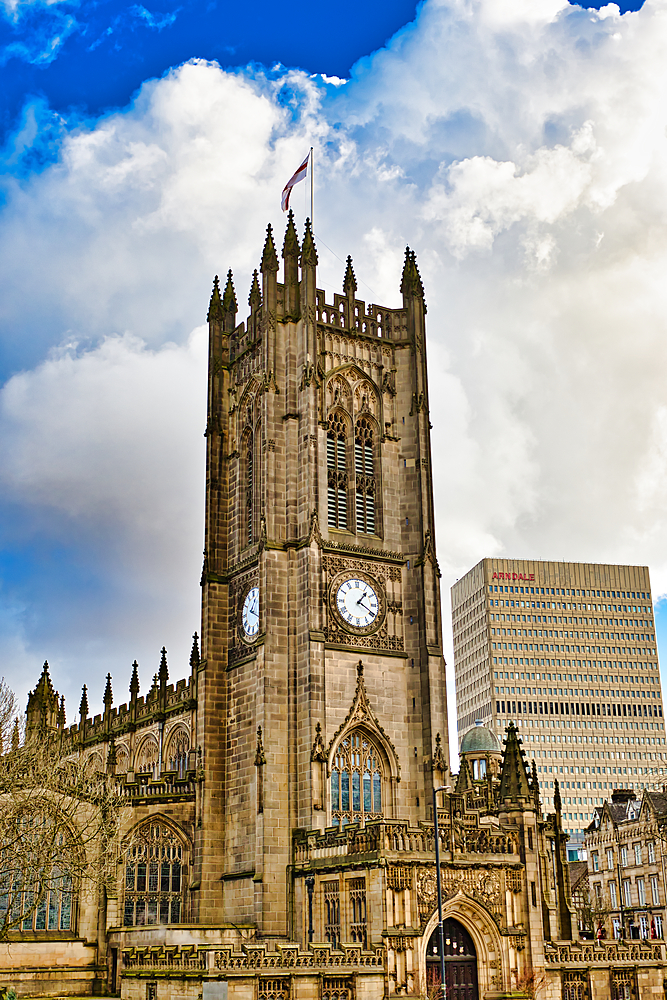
[16,216,644,1000]
[198,212,450,935]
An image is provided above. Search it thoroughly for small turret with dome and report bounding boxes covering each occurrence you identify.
[460,719,502,780]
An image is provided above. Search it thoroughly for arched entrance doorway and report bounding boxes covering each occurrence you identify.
[426,918,478,1000]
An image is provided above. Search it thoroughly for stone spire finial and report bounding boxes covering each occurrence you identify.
[221,269,238,333]
[248,269,262,310]
[79,684,89,720]
[431,732,447,772]
[554,776,562,814]
[281,208,300,260]
[400,246,412,296]
[499,722,531,805]
[26,659,59,738]
[103,673,113,708]
[207,275,223,323]
[261,223,279,273]
[129,660,140,698]
[159,647,169,685]
[301,218,318,268]
[222,268,237,312]
[58,695,66,728]
[33,660,55,700]
[400,247,426,304]
[343,255,357,297]
[455,754,474,794]
[190,632,200,669]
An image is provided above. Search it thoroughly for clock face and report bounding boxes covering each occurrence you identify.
[336,578,380,630]
[242,586,260,639]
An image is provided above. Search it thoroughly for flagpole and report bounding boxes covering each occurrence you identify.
[310,147,314,228]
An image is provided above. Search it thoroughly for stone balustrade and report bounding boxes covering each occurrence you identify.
[114,773,197,802]
[293,818,517,865]
[545,941,665,965]
[121,943,385,975]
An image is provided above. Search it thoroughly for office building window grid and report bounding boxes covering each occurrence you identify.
[452,559,665,836]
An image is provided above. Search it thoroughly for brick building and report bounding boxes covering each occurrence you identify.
[3,219,667,1000]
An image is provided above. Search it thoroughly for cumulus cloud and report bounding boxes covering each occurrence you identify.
[3,0,667,730]
[0,330,207,711]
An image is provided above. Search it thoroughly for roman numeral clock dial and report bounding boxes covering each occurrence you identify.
[241,586,260,640]
[333,576,383,634]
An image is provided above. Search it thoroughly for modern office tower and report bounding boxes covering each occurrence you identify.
[452,559,665,836]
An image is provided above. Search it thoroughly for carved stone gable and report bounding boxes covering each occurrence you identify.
[326,661,400,780]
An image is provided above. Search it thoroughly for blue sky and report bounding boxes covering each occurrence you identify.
[3,0,667,750]
[0,0,642,149]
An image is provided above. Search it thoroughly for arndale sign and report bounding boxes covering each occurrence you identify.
[491,571,536,582]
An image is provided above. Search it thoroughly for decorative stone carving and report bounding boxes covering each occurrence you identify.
[255,726,266,766]
[311,722,327,762]
[326,661,400,781]
[416,865,503,925]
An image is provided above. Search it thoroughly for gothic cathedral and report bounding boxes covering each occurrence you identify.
[7,214,667,1000]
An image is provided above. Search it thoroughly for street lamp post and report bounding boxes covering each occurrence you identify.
[433,784,448,1000]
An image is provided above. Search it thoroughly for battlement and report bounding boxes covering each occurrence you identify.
[26,637,199,758]
[229,287,407,362]
[315,290,406,340]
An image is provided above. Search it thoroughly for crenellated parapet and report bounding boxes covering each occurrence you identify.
[26,638,200,804]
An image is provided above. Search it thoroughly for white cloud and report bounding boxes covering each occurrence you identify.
[0,330,207,712]
[4,0,667,737]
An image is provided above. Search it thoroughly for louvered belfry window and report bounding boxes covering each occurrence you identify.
[245,434,254,545]
[354,418,375,534]
[327,414,348,529]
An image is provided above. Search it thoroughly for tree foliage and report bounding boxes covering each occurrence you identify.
[572,878,611,938]
[0,677,124,939]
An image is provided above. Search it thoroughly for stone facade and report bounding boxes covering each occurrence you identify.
[585,789,667,941]
[3,218,667,1000]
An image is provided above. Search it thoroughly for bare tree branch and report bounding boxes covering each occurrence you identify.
[0,677,124,939]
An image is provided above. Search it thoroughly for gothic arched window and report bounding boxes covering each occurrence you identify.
[165,728,190,778]
[327,414,348,530]
[135,736,159,780]
[330,732,383,827]
[115,746,129,775]
[0,820,75,933]
[354,418,375,534]
[123,822,186,927]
